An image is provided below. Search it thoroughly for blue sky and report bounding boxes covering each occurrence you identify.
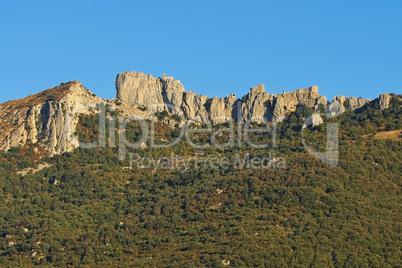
[0,0,401,103]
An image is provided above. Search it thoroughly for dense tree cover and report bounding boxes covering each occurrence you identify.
[0,96,400,267]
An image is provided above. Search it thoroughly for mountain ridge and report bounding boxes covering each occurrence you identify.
[0,71,396,156]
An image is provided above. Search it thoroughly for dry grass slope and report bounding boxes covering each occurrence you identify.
[373,130,402,141]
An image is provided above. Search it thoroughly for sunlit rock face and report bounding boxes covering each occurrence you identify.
[0,70,394,156]
[116,71,330,123]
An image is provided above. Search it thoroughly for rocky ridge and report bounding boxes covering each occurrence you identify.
[0,71,395,156]
[116,71,383,124]
[0,81,105,155]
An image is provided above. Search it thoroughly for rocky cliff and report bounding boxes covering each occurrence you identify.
[0,81,104,155]
[0,71,396,156]
[116,71,383,124]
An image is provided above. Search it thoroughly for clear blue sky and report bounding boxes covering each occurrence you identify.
[0,0,401,103]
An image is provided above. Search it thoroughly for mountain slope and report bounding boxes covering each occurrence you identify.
[0,94,400,267]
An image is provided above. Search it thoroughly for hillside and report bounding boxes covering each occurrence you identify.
[0,73,400,267]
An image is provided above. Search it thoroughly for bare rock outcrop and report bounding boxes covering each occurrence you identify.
[241,84,271,122]
[0,81,104,155]
[116,72,165,109]
[116,72,186,112]
[0,70,397,157]
[270,86,326,122]
[116,71,390,125]
[304,113,324,127]
[181,91,209,119]
[378,93,392,110]
[116,72,392,125]
[327,95,370,116]
[116,72,329,124]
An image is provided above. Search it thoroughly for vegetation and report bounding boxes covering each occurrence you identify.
[0,95,400,267]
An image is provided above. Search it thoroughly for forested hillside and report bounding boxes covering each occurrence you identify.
[0,95,400,267]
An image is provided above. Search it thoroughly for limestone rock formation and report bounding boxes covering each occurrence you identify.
[0,81,105,155]
[0,70,397,156]
[271,86,326,122]
[327,95,370,116]
[116,72,331,123]
[304,113,324,127]
[116,72,185,112]
[378,93,392,110]
[241,84,271,122]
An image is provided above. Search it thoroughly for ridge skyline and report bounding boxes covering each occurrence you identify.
[0,71,396,105]
[0,70,395,156]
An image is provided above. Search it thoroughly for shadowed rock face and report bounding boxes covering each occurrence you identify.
[116,71,330,123]
[327,95,371,116]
